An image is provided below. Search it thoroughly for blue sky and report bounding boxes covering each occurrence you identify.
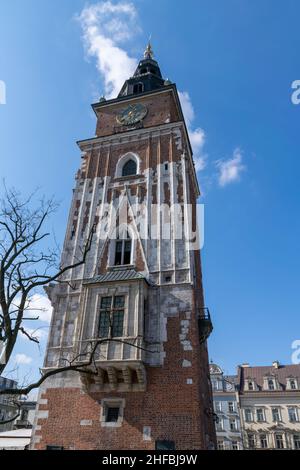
[1,0,300,383]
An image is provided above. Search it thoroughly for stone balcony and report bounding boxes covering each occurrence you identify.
[79,360,147,393]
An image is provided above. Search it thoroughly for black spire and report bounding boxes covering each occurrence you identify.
[118,41,165,97]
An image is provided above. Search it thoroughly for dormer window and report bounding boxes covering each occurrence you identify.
[122,159,137,177]
[133,82,144,94]
[248,381,254,391]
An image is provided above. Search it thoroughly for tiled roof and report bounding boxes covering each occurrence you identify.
[84,268,146,285]
[239,364,300,391]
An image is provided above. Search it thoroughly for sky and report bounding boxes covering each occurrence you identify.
[0,0,300,386]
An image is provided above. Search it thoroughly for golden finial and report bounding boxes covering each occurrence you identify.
[144,37,154,59]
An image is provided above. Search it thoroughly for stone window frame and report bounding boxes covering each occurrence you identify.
[244,408,253,422]
[288,406,299,423]
[214,400,222,413]
[216,417,224,431]
[229,417,238,432]
[228,401,235,413]
[245,379,257,391]
[100,398,125,428]
[247,433,256,449]
[217,440,225,450]
[293,433,300,449]
[271,406,282,422]
[263,375,278,391]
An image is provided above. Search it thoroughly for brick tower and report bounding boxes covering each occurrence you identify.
[31,44,216,450]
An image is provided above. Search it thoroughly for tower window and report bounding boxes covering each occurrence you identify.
[133,82,144,94]
[98,296,125,338]
[114,232,132,265]
[122,159,137,177]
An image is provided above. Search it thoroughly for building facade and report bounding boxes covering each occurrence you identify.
[30,44,215,450]
[14,400,36,429]
[238,362,300,450]
[210,364,243,450]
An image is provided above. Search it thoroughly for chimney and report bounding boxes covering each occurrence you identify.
[242,363,250,368]
[272,361,280,369]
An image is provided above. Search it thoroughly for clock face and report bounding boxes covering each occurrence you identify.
[116,103,148,126]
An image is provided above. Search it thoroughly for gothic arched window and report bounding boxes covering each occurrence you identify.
[114,231,132,266]
[122,159,137,177]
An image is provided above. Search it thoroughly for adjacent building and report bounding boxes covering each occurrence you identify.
[210,363,243,450]
[238,362,300,450]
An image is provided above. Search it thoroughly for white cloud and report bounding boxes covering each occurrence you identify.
[15,353,33,365]
[216,148,246,187]
[178,91,207,172]
[77,1,140,99]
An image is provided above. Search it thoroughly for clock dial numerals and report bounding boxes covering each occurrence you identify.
[116,103,148,126]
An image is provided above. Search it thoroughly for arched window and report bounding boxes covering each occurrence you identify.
[114,231,132,266]
[122,159,137,177]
